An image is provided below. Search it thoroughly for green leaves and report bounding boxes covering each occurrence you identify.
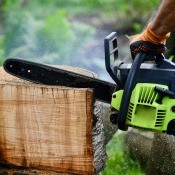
[0,0,160,70]
[2,5,94,66]
[102,133,145,175]
[36,10,75,62]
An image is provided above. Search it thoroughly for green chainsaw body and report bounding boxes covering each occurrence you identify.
[111,83,175,133]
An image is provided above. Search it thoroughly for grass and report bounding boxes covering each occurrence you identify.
[102,133,145,175]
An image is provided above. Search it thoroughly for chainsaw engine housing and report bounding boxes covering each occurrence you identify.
[111,83,175,133]
[105,32,175,134]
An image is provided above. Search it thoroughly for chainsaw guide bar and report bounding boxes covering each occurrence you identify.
[3,58,116,103]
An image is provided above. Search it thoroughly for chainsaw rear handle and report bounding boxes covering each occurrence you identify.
[118,52,147,131]
[104,32,123,89]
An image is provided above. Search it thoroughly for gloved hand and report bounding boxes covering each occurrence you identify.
[130,23,170,59]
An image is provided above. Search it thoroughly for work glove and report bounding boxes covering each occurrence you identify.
[130,23,170,59]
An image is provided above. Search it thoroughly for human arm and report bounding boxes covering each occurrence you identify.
[150,0,175,36]
[130,0,175,58]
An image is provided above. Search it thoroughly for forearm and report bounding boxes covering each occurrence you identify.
[150,0,175,36]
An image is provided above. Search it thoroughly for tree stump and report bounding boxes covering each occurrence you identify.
[0,66,115,175]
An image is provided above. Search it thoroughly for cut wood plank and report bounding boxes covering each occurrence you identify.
[0,67,97,175]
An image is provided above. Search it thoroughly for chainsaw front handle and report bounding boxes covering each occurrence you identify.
[104,32,123,89]
[118,52,147,131]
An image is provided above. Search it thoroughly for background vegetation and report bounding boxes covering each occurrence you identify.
[0,0,160,174]
[0,0,159,78]
[102,133,145,175]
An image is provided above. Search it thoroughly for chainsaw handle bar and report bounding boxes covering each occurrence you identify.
[118,52,147,131]
[104,32,123,89]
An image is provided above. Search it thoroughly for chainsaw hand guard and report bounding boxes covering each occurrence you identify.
[104,32,123,89]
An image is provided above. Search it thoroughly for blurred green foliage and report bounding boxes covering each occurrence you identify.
[0,0,159,71]
[2,0,94,66]
[102,133,145,175]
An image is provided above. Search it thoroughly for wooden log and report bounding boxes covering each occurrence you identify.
[146,133,175,175]
[125,128,154,167]
[125,129,175,175]
[0,66,110,175]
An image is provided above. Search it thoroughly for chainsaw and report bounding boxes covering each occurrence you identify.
[3,32,175,136]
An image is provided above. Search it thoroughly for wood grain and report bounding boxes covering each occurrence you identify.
[0,67,95,175]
